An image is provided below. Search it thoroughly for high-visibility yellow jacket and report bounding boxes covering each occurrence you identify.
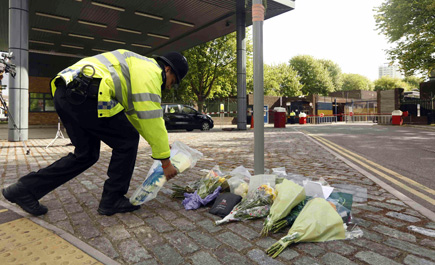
[50,49,170,159]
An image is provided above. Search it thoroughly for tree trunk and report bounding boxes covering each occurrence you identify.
[197,96,205,113]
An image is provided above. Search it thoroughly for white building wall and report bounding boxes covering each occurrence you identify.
[378,64,404,79]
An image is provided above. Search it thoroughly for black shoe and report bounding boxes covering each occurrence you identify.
[2,183,48,216]
[97,196,140,216]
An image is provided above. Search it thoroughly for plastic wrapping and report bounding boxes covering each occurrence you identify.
[272,167,287,178]
[332,184,367,203]
[130,141,203,205]
[327,192,354,224]
[344,224,364,239]
[248,174,276,196]
[216,184,275,225]
[271,198,310,233]
[229,166,252,180]
[171,180,200,198]
[182,186,222,210]
[226,166,251,197]
[266,198,346,258]
[262,179,306,236]
[196,166,227,199]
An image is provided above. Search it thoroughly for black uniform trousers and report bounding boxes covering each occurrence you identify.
[19,79,139,207]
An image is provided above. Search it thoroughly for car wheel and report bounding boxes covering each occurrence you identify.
[186,128,194,131]
[201,121,210,131]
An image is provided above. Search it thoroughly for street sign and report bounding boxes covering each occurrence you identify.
[350,112,354,116]
[320,113,324,117]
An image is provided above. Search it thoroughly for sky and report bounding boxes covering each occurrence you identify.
[262,0,391,81]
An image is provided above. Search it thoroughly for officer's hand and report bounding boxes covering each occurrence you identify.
[162,160,178,181]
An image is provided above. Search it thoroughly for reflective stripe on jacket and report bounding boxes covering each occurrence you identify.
[50,49,170,159]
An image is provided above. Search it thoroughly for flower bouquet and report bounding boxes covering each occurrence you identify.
[130,141,203,205]
[196,166,227,199]
[261,179,306,236]
[227,166,251,198]
[266,198,346,258]
[171,180,200,198]
[270,198,309,233]
[215,184,276,225]
[182,166,229,210]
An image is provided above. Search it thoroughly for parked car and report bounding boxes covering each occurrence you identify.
[161,103,214,131]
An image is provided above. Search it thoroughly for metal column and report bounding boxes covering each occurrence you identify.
[236,0,247,130]
[8,0,29,141]
[252,0,264,174]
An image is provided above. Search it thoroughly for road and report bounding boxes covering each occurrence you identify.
[294,124,435,212]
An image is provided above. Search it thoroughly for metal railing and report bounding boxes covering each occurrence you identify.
[344,113,392,124]
[306,115,337,124]
[304,113,392,125]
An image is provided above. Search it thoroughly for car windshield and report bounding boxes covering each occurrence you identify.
[182,106,197,114]
[164,104,180,113]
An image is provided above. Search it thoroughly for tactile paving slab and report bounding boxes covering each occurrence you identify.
[0,218,102,264]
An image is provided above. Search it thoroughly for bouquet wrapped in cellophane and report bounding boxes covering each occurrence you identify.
[171,180,201,198]
[215,184,276,225]
[130,141,203,205]
[196,166,228,199]
[261,179,306,236]
[266,198,346,258]
[270,198,309,233]
[182,166,230,210]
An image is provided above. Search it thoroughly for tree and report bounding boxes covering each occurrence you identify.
[169,31,253,112]
[262,63,302,97]
[342,73,374,91]
[289,55,334,96]
[374,0,435,76]
[374,76,410,91]
[402,76,424,90]
[175,32,237,112]
[319,59,344,91]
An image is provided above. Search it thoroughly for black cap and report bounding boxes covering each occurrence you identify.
[156,52,188,84]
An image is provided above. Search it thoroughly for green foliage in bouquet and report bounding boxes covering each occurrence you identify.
[261,179,306,236]
[215,184,276,225]
[271,198,309,233]
[266,198,346,258]
[171,180,200,198]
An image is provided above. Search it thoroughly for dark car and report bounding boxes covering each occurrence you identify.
[162,103,214,131]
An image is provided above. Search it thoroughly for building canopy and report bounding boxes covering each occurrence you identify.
[0,0,294,57]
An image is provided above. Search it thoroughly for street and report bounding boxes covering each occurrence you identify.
[295,124,435,213]
[1,123,435,264]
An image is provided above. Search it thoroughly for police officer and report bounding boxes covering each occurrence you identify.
[2,49,188,216]
[289,110,296,124]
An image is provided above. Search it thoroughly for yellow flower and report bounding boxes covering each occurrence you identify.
[218,177,226,183]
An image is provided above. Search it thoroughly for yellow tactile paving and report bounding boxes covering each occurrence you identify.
[0,218,102,265]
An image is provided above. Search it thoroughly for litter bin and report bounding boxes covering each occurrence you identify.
[299,112,307,124]
[274,107,286,128]
[392,110,403,125]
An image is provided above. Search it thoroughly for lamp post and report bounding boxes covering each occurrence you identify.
[252,0,265,174]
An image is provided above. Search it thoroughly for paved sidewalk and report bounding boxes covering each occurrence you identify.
[1,126,435,264]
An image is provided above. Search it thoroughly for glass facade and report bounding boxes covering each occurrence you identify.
[29,93,55,112]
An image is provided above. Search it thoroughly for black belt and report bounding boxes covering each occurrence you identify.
[61,77,102,105]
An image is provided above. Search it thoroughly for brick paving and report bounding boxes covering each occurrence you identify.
[1,127,435,264]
